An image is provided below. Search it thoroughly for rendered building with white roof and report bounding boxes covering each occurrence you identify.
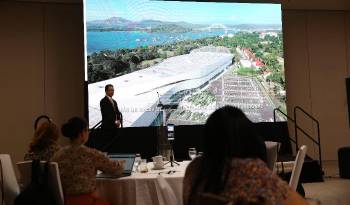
[88,47,233,127]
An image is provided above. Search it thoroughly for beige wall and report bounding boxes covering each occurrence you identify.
[283,0,350,10]
[0,1,84,164]
[284,10,350,160]
[1,0,350,165]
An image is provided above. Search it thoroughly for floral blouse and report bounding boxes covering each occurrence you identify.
[183,157,289,205]
[52,145,123,195]
[24,144,60,161]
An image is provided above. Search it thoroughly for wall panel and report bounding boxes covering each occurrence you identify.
[283,10,314,155]
[307,11,350,160]
[0,2,45,162]
[44,4,84,130]
[284,10,350,160]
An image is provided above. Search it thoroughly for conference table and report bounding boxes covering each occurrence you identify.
[96,161,191,205]
[95,142,278,205]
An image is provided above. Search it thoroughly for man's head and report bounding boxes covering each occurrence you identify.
[105,84,114,97]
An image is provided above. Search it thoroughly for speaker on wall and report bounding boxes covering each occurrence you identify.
[346,78,350,126]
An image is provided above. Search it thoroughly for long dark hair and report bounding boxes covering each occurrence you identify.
[188,106,267,205]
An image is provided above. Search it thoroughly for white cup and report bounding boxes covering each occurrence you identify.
[152,155,164,169]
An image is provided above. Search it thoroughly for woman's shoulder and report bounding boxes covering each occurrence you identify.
[79,145,102,154]
[227,158,290,202]
[231,157,265,164]
[51,146,67,161]
[230,158,269,172]
[73,145,107,160]
[52,145,76,158]
[45,143,60,154]
[229,158,279,182]
[184,157,205,185]
[24,145,59,161]
[54,145,101,156]
[185,157,203,175]
[50,143,61,150]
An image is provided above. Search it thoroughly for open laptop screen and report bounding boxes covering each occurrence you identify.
[108,154,135,174]
[96,154,135,178]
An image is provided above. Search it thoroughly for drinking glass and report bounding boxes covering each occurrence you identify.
[133,153,141,172]
[138,159,148,173]
[188,148,197,160]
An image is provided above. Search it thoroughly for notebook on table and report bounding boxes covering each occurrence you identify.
[96,154,135,178]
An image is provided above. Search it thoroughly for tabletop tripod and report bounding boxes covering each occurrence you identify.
[164,138,179,167]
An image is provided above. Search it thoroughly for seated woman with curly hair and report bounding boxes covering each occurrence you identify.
[24,120,60,161]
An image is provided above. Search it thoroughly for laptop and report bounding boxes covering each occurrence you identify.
[96,154,135,178]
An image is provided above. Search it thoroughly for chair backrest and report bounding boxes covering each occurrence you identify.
[0,154,20,205]
[265,141,280,171]
[197,193,233,205]
[16,161,64,205]
[289,145,307,190]
[156,174,179,205]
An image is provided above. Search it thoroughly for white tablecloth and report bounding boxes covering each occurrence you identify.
[96,161,191,205]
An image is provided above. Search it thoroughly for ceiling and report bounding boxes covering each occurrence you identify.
[9,0,350,10]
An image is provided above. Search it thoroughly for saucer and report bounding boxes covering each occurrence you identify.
[152,166,165,170]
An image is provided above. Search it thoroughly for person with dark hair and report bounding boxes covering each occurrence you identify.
[24,121,60,161]
[183,106,309,205]
[52,117,124,205]
[100,84,122,131]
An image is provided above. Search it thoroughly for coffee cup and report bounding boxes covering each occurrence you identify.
[152,155,164,169]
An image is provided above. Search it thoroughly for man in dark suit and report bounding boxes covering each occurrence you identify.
[100,84,122,131]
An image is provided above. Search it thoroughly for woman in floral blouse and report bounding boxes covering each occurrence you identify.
[24,121,60,161]
[183,106,309,205]
[52,117,124,205]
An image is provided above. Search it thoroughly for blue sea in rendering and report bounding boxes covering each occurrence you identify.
[87,30,228,54]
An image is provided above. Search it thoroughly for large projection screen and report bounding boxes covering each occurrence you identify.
[85,0,286,128]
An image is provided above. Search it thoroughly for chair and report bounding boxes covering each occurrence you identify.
[289,145,307,190]
[197,193,233,205]
[0,154,20,205]
[265,141,280,172]
[156,174,179,205]
[16,161,64,205]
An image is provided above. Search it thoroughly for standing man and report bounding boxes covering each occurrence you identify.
[100,84,122,131]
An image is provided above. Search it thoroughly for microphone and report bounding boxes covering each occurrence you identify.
[157,92,163,107]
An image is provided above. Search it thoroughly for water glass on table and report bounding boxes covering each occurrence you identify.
[133,153,141,172]
[138,159,148,173]
[188,148,197,160]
